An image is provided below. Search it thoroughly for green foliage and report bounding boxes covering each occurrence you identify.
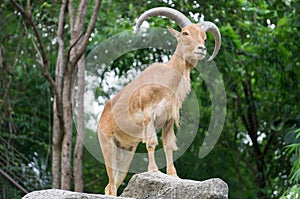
[280,185,300,199]
[93,0,300,198]
[280,128,300,198]
[0,1,55,195]
[1,0,300,198]
[288,129,300,182]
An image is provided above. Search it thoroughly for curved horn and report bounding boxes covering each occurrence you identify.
[135,7,192,30]
[198,21,221,61]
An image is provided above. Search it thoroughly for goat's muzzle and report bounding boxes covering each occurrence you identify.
[193,45,206,60]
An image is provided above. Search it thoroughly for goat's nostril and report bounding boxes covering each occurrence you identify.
[197,46,206,51]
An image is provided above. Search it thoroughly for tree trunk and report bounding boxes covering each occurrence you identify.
[238,76,268,198]
[61,68,75,190]
[74,57,85,192]
[52,0,67,188]
[11,0,102,190]
[59,0,101,189]
[52,104,62,189]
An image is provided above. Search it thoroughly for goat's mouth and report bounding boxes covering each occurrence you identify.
[193,51,206,59]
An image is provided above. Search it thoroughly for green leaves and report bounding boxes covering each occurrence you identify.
[277,16,288,27]
[1,0,299,197]
[281,128,300,198]
[221,24,242,49]
[280,185,300,199]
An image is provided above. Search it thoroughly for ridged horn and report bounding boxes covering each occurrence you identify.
[198,21,221,61]
[135,7,192,31]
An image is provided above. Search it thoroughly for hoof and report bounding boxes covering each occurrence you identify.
[167,172,178,177]
[148,167,159,172]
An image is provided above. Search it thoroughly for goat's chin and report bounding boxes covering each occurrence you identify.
[194,54,206,60]
[183,54,203,65]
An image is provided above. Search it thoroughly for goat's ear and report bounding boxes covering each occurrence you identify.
[167,26,180,40]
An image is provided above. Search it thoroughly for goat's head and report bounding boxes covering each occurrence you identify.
[135,7,221,61]
[168,24,208,61]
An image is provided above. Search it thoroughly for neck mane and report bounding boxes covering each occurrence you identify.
[166,47,197,104]
[167,45,198,79]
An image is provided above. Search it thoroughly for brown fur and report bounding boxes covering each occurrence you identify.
[98,24,207,196]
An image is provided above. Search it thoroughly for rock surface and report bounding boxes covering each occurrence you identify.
[22,172,228,199]
[22,189,133,199]
[121,172,228,199]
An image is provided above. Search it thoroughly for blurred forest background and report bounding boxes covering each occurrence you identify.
[0,0,300,198]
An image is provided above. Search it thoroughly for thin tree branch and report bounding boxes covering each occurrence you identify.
[11,0,47,72]
[66,32,84,68]
[68,0,75,34]
[242,80,262,156]
[75,0,88,31]
[12,30,24,69]
[67,0,88,69]
[10,0,59,103]
[236,92,251,133]
[71,0,101,65]
[247,75,259,133]
[230,97,257,174]
[55,0,68,119]
[0,168,28,194]
[26,0,31,17]
[232,98,239,143]
[67,0,88,72]
[263,130,276,155]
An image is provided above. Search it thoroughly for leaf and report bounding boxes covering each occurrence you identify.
[277,16,288,27]
[295,129,300,139]
[278,43,290,57]
[41,2,52,8]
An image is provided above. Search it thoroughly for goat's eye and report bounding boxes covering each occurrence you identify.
[182,32,189,36]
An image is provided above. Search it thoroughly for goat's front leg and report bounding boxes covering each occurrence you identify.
[144,118,159,172]
[162,120,178,176]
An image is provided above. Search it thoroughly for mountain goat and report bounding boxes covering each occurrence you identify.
[98,7,221,196]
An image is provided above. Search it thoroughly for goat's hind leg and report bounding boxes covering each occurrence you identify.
[115,144,137,189]
[98,133,118,196]
[104,147,137,196]
[100,133,137,195]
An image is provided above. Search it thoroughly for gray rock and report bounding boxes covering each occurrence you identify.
[22,189,134,199]
[120,172,228,199]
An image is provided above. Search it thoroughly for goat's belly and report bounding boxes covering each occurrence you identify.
[121,97,178,136]
[127,110,167,130]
